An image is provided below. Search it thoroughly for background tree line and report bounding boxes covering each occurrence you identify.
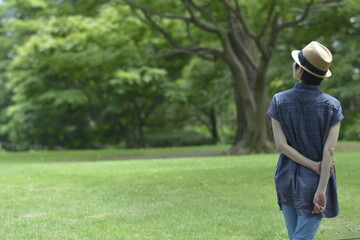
[0,0,359,151]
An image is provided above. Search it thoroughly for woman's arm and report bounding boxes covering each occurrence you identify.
[271,118,320,173]
[312,122,341,214]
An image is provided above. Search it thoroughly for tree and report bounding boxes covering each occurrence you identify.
[182,57,233,144]
[124,0,345,153]
[1,4,138,149]
[2,14,120,148]
[108,67,186,147]
[1,2,189,149]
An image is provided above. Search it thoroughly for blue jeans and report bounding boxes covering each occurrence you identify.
[282,205,322,240]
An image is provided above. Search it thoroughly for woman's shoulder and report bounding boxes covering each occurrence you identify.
[318,92,342,107]
[274,88,295,98]
[272,88,296,104]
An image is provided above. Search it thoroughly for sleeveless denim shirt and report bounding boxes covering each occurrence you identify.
[267,82,344,218]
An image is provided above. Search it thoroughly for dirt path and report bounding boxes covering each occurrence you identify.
[93,150,227,162]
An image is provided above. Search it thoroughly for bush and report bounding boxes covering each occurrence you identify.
[342,124,360,141]
[340,113,360,141]
[145,130,213,147]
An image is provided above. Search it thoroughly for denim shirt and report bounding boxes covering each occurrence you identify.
[267,82,344,218]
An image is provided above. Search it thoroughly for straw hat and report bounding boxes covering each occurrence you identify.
[291,41,332,78]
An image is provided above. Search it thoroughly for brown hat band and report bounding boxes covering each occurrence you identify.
[298,51,327,76]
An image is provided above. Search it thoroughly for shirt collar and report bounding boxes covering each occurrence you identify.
[294,82,320,92]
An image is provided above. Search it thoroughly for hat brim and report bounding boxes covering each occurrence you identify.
[291,50,332,78]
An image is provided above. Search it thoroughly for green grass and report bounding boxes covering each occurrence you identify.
[0,144,229,162]
[0,144,359,239]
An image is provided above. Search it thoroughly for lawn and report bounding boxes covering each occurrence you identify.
[0,144,359,240]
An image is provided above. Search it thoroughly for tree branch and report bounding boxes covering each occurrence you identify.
[266,0,341,58]
[219,0,268,57]
[193,47,223,57]
[266,13,281,54]
[181,0,220,34]
[127,1,223,61]
[186,0,206,14]
[258,0,276,37]
[222,37,256,114]
[279,0,315,29]
[228,17,258,70]
[218,0,257,38]
[153,47,223,61]
[292,2,346,13]
[125,0,191,22]
[185,21,197,46]
[141,11,184,50]
[126,0,221,41]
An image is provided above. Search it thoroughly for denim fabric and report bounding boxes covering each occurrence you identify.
[267,83,344,218]
[282,204,322,240]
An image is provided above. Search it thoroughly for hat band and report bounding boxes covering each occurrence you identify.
[298,51,327,76]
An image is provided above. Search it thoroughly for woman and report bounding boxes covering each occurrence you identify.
[267,41,344,240]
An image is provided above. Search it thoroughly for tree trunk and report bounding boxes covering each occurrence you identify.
[121,121,134,148]
[229,71,273,154]
[223,37,273,154]
[138,119,145,148]
[209,108,219,144]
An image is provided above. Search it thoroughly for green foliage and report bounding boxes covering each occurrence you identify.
[1,3,137,149]
[2,13,112,148]
[268,1,360,140]
[108,66,187,147]
[182,57,234,142]
[183,58,231,107]
[0,0,359,150]
[342,117,360,140]
[0,1,192,149]
[39,89,88,107]
[145,129,213,147]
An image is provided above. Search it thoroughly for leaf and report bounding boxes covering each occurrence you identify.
[38,89,88,108]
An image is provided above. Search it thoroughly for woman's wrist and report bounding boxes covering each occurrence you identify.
[316,188,326,195]
[309,161,320,174]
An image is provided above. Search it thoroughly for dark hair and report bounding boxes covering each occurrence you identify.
[295,63,323,86]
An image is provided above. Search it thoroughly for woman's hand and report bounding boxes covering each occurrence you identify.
[313,162,321,175]
[312,191,326,214]
[312,161,334,177]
